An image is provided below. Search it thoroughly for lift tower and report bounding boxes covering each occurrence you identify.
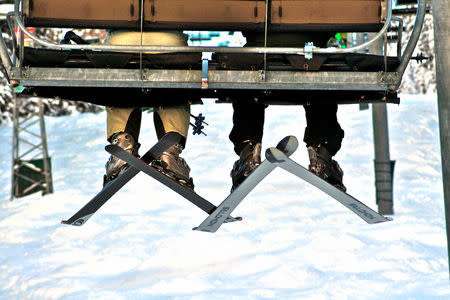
[10,94,52,200]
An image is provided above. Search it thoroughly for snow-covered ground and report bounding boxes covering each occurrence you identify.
[0,94,448,299]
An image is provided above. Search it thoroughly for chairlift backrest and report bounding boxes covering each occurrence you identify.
[24,0,385,32]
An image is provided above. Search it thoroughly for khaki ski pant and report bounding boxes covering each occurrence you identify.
[106,106,190,142]
[105,31,190,142]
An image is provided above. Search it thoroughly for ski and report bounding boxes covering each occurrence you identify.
[193,136,299,233]
[265,147,392,224]
[61,132,181,226]
[106,144,241,224]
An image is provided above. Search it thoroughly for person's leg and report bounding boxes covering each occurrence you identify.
[153,105,190,147]
[152,105,194,189]
[106,30,194,188]
[303,103,346,191]
[229,101,266,191]
[104,107,142,185]
[106,107,142,142]
[229,101,265,154]
[303,103,344,155]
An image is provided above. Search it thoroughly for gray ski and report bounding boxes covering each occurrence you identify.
[193,136,299,233]
[61,132,181,226]
[265,147,392,224]
[106,144,241,223]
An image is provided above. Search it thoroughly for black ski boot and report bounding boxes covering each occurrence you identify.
[151,143,195,189]
[230,140,262,192]
[103,132,140,186]
[307,145,346,192]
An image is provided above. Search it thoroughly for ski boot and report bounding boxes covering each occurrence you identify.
[103,132,140,186]
[151,143,195,189]
[307,145,346,192]
[230,140,262,192]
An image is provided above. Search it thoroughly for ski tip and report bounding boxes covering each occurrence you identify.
[236,217,243,221]
[105,144,114,152]
[371,216,393,224]
[276,136,299,156]
[265,147,286,164]
[61,216,90,226]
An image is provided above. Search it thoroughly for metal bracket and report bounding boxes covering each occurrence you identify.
[259,70,266,81]
[141,68,149,80]
[304,42,313,60]
[378,71,400,91]
[201,52,213,89]
[22,65,29,78]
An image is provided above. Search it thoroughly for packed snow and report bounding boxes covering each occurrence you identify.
[0,94,448,299]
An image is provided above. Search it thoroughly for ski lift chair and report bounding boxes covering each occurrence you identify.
[0,0,426,107]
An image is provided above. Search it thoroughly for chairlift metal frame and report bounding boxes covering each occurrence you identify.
[0,0,427,102]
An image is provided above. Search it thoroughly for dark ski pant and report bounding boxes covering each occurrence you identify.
[229,101,345,156]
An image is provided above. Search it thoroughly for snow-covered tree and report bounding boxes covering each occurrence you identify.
[0,26,105,124]
[397,12,436,94]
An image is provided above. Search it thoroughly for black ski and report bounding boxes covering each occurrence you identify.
[193,136,299,233]
[265,147,392,224]
[61,132,181,226]
[106,144,242,223]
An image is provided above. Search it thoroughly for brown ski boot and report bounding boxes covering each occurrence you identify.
[307,145,346,192]
[103,132,140,186]
[151,143,194,189]
[230,140,262,192]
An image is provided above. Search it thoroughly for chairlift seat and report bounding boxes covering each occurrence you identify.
[19,47,400,107]
[22,47,400,72]
[5,0,410,107]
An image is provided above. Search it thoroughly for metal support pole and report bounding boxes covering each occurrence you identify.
[370,33,395,215]
[38,99,52,195]
[372,103,394,214]
[10,92,19,201]
[354,32,370,111]
[432,0,450,276]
